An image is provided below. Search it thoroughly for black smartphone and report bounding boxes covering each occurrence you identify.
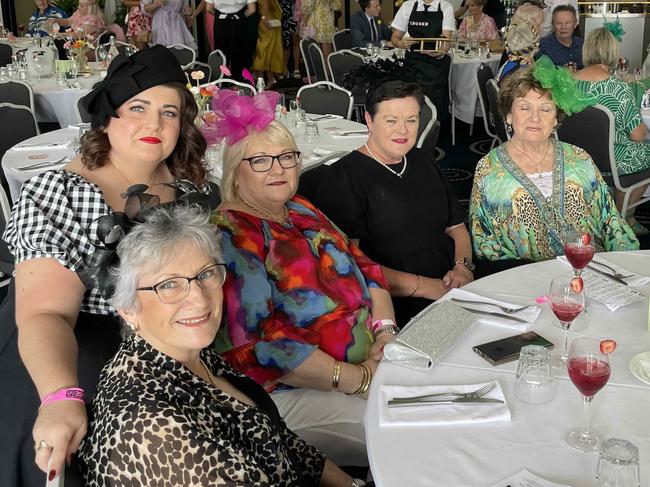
[473,331,554,366]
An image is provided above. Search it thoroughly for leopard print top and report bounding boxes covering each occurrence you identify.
[79,335,325,486]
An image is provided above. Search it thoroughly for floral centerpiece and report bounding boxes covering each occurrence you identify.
[64,35,93,73]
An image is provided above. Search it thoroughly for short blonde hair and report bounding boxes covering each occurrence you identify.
[504,21,540,56]
[511,3,544,32]
[582,27,619,68]
[220,121,300,203]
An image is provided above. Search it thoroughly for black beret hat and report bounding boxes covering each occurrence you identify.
[81,45,188,128]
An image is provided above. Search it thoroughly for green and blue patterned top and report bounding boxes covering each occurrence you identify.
[469,140,639,261]
[575,77,650,176]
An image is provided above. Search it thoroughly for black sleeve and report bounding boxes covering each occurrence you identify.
[350,13,367,48]
[427,155,465,227]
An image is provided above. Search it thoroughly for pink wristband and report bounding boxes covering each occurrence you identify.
[39,387,85,412]
[370,318,396,334]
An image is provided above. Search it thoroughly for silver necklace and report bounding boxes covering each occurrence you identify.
[364,144,407,178]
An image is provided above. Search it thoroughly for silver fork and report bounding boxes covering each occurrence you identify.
[591,259,632,279]
[450,298,532,314]
[390,382,496,403]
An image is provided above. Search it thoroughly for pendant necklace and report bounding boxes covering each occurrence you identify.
[509,140,551,179]
[364,144,408,178]
[199,359,215,387]
[239,194,290,224]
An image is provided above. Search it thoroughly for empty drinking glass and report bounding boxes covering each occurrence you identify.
[514,345,556,404]
[304,121,319,143]
[596,438,640,487]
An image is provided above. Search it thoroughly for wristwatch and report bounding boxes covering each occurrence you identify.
[454,257,475,272]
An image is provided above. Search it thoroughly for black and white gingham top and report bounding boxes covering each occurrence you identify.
[3,170,212,316]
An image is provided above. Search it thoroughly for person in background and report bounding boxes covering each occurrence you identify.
[44,0,126,41]
[495,20,539,84]
[511,2,543,34]
[574,27,650,235]
[455,0,505,30]
[301,0,341,60]
[540,0,578,37]
[28,0,68,37]
[457,0,499,42]
[0,46,216,487]
[79,205,359,487]
[351,0,392,48]
[206,0,257,81]
[211,89,396,468]
[187,1,215,51]
[537,5,582,69]
[301,80,473,325]
[279,0,298,78]
[253,0,284,87]
[470,62,638,263]
[123,0,152,50]
[144,0,198,50]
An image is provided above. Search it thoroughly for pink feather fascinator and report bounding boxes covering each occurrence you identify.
[211,90,281,145]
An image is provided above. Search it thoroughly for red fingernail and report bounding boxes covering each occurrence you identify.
[48,470,56,481]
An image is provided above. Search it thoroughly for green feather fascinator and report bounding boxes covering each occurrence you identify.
[533,56,595,115]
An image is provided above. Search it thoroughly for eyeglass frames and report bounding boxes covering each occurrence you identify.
[241,150,301,172]
[136,263,226,304]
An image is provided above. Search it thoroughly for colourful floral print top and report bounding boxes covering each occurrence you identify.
[469,140,639,261]
[212,195,387,389]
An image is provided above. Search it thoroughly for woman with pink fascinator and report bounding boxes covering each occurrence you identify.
[210,90,397,468]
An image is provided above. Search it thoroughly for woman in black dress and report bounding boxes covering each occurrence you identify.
[300,81,474,325]
[0,46,218,486]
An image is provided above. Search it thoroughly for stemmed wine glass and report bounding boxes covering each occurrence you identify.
[549,276,585,368]
[96,44,108,67]
[32,53,43,81]
[566,337,611,452]
[563,228,595,277]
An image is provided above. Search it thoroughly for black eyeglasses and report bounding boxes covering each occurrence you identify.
[136,263,226,304]
[241,151,301,172]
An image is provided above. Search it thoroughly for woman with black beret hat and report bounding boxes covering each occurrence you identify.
[0,45,219,487]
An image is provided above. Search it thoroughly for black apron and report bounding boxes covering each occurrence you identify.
[404,1,450,120]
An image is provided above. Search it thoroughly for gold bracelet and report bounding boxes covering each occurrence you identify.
[346,363,371,396]
[332,360,342,391]
[408,274,420,298]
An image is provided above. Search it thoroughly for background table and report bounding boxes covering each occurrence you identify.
[365,251,650,486]
[451,53,500,124]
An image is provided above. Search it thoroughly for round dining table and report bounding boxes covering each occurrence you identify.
[1,115,368,200]
[365,251,650,486]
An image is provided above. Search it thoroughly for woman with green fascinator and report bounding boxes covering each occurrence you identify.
[469,57,638,265]
[574,26,650,235]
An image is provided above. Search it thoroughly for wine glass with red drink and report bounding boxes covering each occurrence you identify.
[549,276,585,368]
[566,337,614,452]
[563,229,595,277]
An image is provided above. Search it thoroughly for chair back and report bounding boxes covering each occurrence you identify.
[0,103,39,195]
[296,81,353,119]
[0,183,14,287]
[332,29,351,51]
[307,43,329,82]
[0,80,35,111]
[417,95,437,150]
[168,44,196,69]
[300,37,317,83]
[200,78,257,96]
[0,43,12,67]
[327,49,364,86]
[99,40,137,56]
[476,63,497,141]
[557,104,615,185]
[94,30,116,47]
[207,49,227,81]
[485,79,509,143]
[185,61,212,83]
[75,97,92,124]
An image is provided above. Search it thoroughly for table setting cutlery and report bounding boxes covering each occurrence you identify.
[16,156,68,171]
[585,264,628,285]
[309,114,342,121]
[379,381,511,426]
[331,129,369,138]
[12,142,68,150]
[449,298,533,314]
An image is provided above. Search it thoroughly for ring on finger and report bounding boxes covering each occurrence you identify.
[35,440,53,453]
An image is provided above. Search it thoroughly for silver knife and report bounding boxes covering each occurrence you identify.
[387,397,504,408]
[454,307,529,323]
[586,264,628,286]
[335,130,368,135]
[15,142,66,148]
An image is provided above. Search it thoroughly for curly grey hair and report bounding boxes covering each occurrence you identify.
[110,205,223,315]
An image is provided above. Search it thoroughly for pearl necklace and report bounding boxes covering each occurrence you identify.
[200,359,215,387]
[239,194,290,224]
[364,144,408,178]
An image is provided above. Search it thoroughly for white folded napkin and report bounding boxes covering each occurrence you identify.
[628,351,650,385]
[379,381,511,427]
[589,256,650,287]
[312,147,335,157]
[437,288,541,332]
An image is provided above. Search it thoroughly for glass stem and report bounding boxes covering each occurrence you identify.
[562,323,570,358]
[582,395,593,435]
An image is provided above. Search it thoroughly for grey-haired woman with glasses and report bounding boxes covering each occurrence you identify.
[212,120,396,468]
[79,205,356,486]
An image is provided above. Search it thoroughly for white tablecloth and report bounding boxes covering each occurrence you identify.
[365,251,650,487]
[451,52,501,124]
[2,37,35,53]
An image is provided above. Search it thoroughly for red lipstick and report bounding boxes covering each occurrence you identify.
[139,136,161,144]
